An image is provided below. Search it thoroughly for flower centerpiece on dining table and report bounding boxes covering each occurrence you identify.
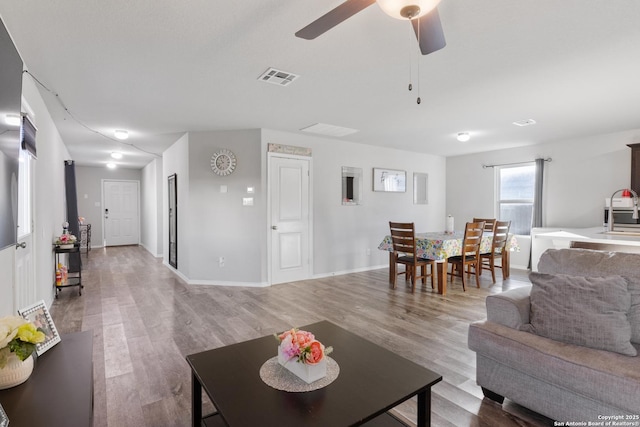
[0,316,46,389]
[54,232,77,249]
[275,328,333,384]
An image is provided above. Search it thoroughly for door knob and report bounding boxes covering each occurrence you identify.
[271,226,278,230]
[15,242,26,249]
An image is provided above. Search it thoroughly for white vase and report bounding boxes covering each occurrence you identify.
[277,345,326,384]
[0,352,34,390]
[58,244,74,249]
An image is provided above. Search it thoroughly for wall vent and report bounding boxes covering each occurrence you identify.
[258,67,299,86]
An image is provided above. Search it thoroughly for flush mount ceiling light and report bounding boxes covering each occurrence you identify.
[376,0,441,20]
[4,114,20,126]
[106,162,117,169]
[110,151,123,159]
[114,129,129,140]
[456,132,471,142]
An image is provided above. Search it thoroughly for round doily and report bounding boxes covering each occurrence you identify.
[259,356,339,392]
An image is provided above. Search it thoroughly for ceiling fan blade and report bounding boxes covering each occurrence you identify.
[412,7,446,55]
[295,0,377,40]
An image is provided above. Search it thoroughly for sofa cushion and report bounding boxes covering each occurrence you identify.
[538,248,640,344]
[485,286,531,329]
[526,272,636,356]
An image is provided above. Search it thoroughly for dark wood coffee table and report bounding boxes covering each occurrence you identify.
[186,320,442,427]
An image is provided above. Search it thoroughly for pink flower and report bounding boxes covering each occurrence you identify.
[304,340,325,364]
[276,328,333,364]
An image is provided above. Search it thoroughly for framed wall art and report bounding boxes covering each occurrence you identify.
[18,300,61,355]
[373,168,406,192]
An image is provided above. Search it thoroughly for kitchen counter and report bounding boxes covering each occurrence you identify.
[531,226,640,271]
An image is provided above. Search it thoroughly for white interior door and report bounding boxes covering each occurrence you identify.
[269,155,311,284]
[15,149,35,311]
[103,180,140,246]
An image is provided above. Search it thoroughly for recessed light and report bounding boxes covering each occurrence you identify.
[110,151,123,159]
[513,119,536,127]
[5,114,20,126]
[456,132,471,142]
[114,129,129,140]
[106,162,117,169]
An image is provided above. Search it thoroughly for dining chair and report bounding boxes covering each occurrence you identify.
[448,221,485,291]
[388,222,435,293]
[473,218,496,234]
[480,220,511,283]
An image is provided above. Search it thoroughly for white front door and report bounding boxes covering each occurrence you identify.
[269,155,311,284]
[103,180,140,246]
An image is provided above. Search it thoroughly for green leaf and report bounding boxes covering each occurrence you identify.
[8,338,36,361]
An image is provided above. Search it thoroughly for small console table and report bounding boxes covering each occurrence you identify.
[0,331,94,426]
[53,244,83,297]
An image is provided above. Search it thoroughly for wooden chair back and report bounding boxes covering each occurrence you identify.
[462,221,485,258]
[388,222,434,293]
[492,220,511,253]
[389,222,417,259]
[473,218,496,234]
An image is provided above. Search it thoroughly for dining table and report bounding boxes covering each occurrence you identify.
[378,231,519,295]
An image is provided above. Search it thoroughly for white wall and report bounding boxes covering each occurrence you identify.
[262,129,447,276]
[162,133,189,275]
[0,73,71,316]
[156,128,447,286]
[446,128,640,268]
[140,158,162,257]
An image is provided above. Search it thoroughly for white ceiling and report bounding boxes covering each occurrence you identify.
[1,0,640,169]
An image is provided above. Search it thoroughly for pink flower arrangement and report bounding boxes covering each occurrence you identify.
[275,328,333,365]
[54,233,77,245]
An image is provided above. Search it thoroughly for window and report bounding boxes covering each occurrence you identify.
[496,163,535,235]
[17,148,33,238]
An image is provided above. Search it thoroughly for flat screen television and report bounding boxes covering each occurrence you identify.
[0,17,23,250]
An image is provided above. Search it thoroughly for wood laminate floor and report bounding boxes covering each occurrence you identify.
[50,246,553,427]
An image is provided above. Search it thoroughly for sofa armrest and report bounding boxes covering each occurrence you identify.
[486,286,531,329]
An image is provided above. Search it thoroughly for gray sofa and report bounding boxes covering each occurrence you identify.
[468,248,640,422]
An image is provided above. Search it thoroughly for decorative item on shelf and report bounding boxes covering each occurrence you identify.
[0,315,46,389]
[54,232,77,249]
[275,328,333,384]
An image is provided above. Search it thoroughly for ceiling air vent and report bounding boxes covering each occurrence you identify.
[258,68,299,87]
[300,123,359,138]
[512,119,537,127]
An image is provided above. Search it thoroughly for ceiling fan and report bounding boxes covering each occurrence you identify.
[295,0,446,55]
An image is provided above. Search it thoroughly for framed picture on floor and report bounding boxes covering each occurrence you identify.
[18,300,61,355]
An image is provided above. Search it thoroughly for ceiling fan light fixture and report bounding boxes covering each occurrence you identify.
[376,0,441,20]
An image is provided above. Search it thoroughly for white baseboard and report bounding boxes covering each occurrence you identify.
[162,261,269,287]
[312,264,387,280]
